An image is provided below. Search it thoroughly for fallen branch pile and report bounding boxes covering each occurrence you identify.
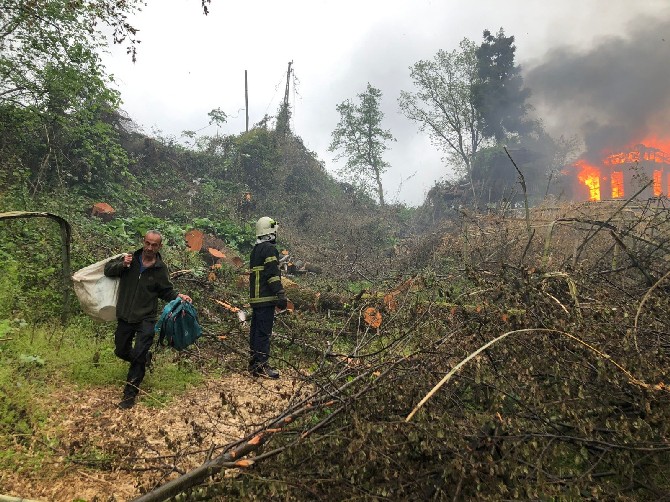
[127,198,670,500]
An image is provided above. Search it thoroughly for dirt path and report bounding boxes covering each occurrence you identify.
[1,372,303,501]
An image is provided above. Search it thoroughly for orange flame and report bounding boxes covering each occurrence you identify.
[575,160,601,201]
[653,169,663,197]
[611,171,624,198]
[574,137,670,200]
[604,136,670,163]
[604,146,670,166]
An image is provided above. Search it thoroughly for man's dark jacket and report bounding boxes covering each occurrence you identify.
[249,240,284,308]
[104,249,178,323]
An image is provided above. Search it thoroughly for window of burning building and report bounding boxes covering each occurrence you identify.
[611,171,624,199]
[653,169,664,197]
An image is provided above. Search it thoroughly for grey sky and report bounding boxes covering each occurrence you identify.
[101,0,670,206]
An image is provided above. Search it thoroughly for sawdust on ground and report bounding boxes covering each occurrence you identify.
[1,371,303,501]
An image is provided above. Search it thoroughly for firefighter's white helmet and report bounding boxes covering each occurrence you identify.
[255,216,278,237]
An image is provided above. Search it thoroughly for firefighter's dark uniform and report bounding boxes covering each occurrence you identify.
[248,239,286,373]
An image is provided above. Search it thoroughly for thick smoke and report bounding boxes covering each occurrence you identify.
[525,14,670,162]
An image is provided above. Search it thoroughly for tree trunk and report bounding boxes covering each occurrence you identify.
[375,167,385,206]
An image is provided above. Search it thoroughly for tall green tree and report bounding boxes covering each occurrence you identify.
[474,28,533,142]
[470,29,571,206]
[329,83,395,206]
[0,0,143,105]
[399,38,487,204]
[0,0,143,193]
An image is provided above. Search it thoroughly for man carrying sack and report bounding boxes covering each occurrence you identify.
[104,230,191,409]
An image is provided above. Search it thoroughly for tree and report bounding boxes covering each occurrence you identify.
[469,29,577,206]
[474,28,533,142]
[329,83,395,206]
[0,0,143,106]
[0,0,144,191]
[399,39,488,205]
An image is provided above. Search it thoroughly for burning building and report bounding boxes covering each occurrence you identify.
[523,13,670,204]
[572,142,670,201]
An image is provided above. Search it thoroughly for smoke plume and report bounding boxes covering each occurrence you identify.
[525,14,670,162]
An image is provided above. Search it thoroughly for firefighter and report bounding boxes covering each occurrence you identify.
[248,216,287,378]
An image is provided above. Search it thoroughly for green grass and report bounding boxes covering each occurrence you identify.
[1,316,202,389]
[0,315,204,468]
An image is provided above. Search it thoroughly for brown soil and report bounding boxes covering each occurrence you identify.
[1,372,301,501]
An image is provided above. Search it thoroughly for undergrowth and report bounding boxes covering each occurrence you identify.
[0,318,204,471]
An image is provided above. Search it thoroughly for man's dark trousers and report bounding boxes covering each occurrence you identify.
[249,306,274,369]
[114,319,154,398]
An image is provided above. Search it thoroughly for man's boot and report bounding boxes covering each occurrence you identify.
[252,363,279,379]
[118,393,136,409]
[119,378,140,409]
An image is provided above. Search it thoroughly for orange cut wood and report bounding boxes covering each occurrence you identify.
[213,298,241,313]
[363,307,382,329]
[91,202,115,221]
[92,202,114,214]
[184,229,204,251]
[208,247,226,258]
[248,433,263,445]
[384,292,398,311]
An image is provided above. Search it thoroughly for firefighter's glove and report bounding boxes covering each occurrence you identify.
[276,292,288,310]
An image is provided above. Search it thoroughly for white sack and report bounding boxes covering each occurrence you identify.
[72,254,125,322]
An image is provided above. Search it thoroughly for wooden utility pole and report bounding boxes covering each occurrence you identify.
[244,70,249,132]
[283,61,293,110]
[276,61,293,137]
